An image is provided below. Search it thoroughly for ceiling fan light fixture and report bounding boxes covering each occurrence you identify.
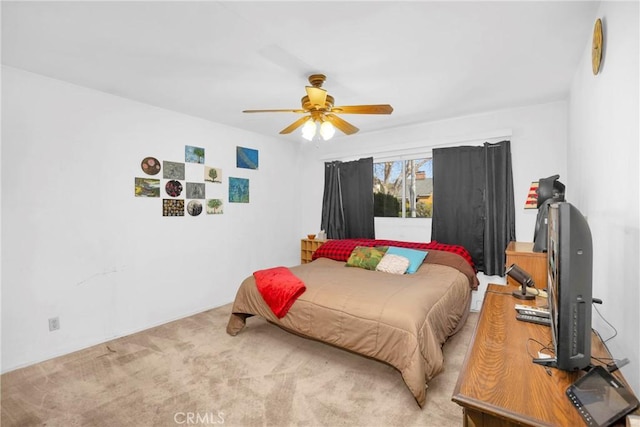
[320,120,335,140]
[301,118,316,141]
[243,73,392,140]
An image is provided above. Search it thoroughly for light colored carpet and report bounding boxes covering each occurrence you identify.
[1,304,478,427]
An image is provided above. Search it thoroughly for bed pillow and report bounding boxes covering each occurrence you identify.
[385,246,428,274]
[376,254,411,275]
[345,246,388,270]
[312,239,374,262]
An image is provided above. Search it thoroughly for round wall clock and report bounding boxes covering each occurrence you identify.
[592,18,603,75]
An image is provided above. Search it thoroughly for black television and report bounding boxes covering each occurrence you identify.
[534,202,593,371]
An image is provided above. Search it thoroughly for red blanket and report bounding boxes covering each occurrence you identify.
[253,266,306,318]
[312,238,476,271]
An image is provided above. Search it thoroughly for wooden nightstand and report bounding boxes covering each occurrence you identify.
[300,238,328,264]
[505,241,547,289]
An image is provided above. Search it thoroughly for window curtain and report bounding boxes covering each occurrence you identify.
[431,141,515,275]
[321,157,375,239]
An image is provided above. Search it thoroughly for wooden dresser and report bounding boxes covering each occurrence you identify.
[452,283,638,426]
[505,241,548,289]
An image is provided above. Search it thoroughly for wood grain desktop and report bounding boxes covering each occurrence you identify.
[452,283,638,427]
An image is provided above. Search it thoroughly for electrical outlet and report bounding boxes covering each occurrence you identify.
[48,317,60,332]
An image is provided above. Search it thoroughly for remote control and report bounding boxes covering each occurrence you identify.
[514,303,548,311]
[516,314,551,326]
[518,309,550,318]
[514,304,550,318]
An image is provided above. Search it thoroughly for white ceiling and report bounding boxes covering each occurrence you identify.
[1,1,600,141]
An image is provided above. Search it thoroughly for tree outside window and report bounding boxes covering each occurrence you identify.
[373,158,433,218]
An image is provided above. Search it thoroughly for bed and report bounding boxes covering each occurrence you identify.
[226,239,479,407]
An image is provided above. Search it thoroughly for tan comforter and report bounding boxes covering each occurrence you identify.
[226,252,475,407]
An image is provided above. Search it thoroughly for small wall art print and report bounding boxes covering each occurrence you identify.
[163,161,185,180]
[186,182,205,199]
[185,145,205,164]
[236,146,258,170]
[229,177,249,203]
[163,199,184,216]
[187,200,203,216]
[165,180,183,197]
[206,199,223,214]
[135,178,160,197]
[524,181,539,209]
[141,157,161,175]
[205,166,222,183]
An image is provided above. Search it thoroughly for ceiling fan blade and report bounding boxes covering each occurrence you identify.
[325,114,359,135]
[305,86,327,109]
[279,116,311,134]
[243,109,306,113]
[331,104,394,114]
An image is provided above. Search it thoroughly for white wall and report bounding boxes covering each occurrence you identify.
[298,101,568,310]
[1,67,301,372]
[568,1,639,393]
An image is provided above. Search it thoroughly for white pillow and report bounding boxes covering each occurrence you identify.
[375,254,410,275]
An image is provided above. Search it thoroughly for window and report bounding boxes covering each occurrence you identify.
[373,158,433,218]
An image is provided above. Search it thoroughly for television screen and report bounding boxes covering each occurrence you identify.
[539,202,593,371]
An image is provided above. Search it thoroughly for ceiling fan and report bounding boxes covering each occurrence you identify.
[242,74,393,140]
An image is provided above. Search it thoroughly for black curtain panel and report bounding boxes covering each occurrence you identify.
[431,145,486,269]
[321,157,375,239]
[321,161,345,239]
[483,142,516,275]
[431,141,515,275]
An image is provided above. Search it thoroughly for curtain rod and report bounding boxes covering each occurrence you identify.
[318,128,512,161]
